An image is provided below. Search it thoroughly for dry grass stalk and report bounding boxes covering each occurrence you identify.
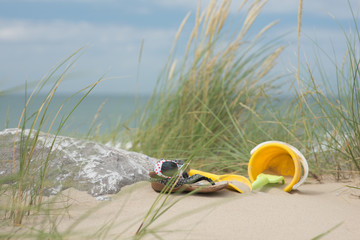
[239,0,267,41]
[131,0,282,165]
[257,47,285,79]
[297,0,303,86]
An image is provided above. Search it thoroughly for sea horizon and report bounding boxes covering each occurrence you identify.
[0,93,150,136]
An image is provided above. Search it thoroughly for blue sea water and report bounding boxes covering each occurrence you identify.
[0,93,150,135]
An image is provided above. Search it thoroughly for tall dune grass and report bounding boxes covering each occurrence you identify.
[295,7,360,177]
[128,0,360,179]
[130,0,284,173]
[1,48,103,226]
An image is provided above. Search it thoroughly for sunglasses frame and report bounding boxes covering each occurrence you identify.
[154,159,184,179]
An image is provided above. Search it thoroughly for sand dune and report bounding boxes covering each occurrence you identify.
[33,178,360,240]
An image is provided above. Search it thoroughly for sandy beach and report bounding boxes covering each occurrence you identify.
[13,178,358,240]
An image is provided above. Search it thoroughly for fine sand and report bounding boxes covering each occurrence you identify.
[6,179,360,239]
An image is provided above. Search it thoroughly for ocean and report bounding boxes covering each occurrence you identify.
[0,94,150,135]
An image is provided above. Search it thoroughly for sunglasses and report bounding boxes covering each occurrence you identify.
[154,160,188,178]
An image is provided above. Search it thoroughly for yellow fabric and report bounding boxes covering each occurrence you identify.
[248,142,301,192]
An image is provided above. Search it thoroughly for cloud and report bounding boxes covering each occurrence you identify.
[0,18,176,94]
[1,0,358,94]
[0,19,174,44]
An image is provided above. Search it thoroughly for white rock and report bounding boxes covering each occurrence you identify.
[0,128,156,196]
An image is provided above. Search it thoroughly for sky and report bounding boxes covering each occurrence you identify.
[0,0,359,95]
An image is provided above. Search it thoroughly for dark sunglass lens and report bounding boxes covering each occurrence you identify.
[161,162,178,177]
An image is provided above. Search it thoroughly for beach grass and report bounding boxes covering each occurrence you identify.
[129,0,284,174]
[1,48,103,227]
[293,0,360,178]
[126,0,360,179]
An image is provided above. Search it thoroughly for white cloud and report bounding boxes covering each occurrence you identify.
[0,19,174,44]
[0,18,176,94]
[1,0,358,94]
